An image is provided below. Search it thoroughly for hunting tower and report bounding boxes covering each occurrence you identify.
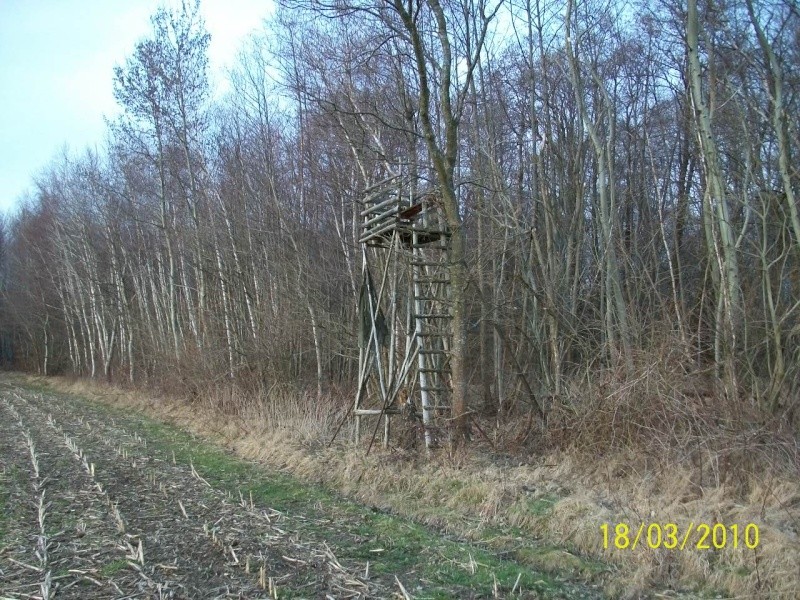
[353,176,452,451]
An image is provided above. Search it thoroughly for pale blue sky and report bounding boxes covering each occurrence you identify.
[0,0,273,214]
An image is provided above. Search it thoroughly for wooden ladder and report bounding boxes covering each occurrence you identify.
[410,225,451,449]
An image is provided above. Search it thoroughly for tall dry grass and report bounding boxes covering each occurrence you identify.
[543,357,799,476]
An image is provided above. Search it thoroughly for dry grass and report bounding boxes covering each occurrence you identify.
[27,373,800,599]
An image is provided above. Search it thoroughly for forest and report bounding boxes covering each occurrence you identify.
[1,0,798,463]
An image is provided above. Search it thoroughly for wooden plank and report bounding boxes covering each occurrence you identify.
[362,174,400,194]
[359,220,397,243]
[360,194,398,217]
[362,205,399,228]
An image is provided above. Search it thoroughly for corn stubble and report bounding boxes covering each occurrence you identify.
[0,383,388,598]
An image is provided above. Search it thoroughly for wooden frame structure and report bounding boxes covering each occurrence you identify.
[353,176,452,451]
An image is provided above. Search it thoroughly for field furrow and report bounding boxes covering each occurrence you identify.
[3,386,383,599]
[1,394,146,598]
[0,398,45,598]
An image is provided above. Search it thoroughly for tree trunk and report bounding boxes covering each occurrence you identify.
[687,0,742,401]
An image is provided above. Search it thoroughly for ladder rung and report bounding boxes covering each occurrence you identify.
[354,408,402,416]
[412,227,450,235]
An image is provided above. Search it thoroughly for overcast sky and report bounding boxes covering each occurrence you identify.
[0,0,273,214]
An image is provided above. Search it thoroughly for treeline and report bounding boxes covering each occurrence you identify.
[2,0,798,445]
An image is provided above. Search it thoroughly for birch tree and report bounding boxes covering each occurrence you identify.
[686,0,743,401]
